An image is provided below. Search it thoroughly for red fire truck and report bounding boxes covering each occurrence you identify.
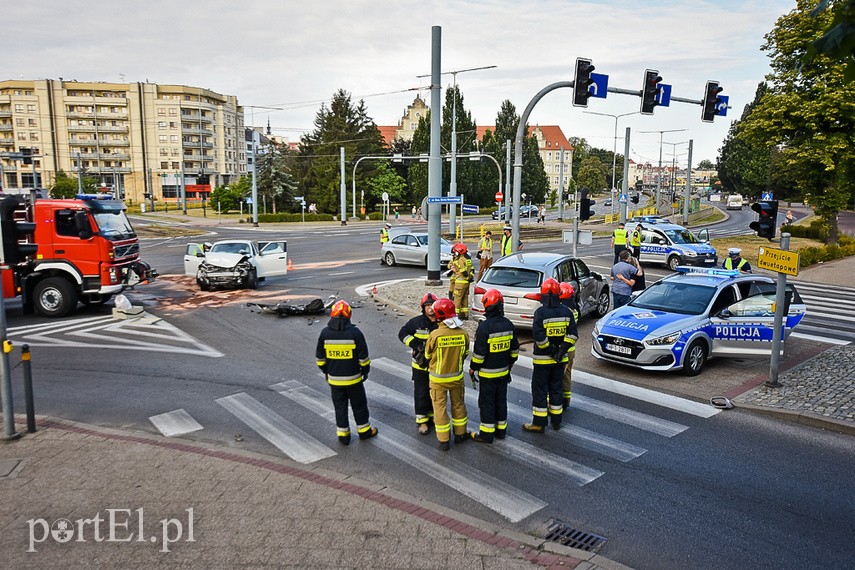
[1,193,157,317]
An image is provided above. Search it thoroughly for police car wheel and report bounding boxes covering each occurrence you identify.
[682,340,707,376]
[667,255,682,271]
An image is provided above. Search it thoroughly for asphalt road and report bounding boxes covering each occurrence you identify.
[5,213,854,570]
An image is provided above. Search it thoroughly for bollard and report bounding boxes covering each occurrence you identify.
[21,344,36,433]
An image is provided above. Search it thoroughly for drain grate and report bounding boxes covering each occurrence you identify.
[543,519,607,552]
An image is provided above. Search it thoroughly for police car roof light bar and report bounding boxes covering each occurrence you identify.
[674,266,740,277]
[75,193,114,200]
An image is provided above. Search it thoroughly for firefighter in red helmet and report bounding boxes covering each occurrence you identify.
[316,300,378,445]
[398,293,439,434]
[523,278,578,433]
[425,298,470,451]
[450,243,473,320]
[469,289,519,443]
[558,281,580,410]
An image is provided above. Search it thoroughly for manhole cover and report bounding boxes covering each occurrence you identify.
[0,458,23,479]
[543,519,607,552]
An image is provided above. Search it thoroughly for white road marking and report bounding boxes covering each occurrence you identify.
[287,275,314,281]
[328,271,355,276]
[272,380,547,522]
[149,409,204,437]
[216,392,336,464]
[354,279,411,297]
[790,331,850,345]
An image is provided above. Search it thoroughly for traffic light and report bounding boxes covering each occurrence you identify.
[749,200,778,240]
[640,69,662,115]
[573,58,595,108]
[631,194,640,204]
[0,196,38,266]
[21,147,33,165]
[702,81,724,122]
[579,188,593,221]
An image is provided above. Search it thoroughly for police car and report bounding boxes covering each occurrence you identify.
[628,222,717,271]
[591,267,807,375]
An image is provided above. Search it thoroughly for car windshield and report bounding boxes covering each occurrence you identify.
[630,281,716,315]
[663,228,702,244]
[481,266,542,288]
[416,235,451,247]
[92,211,136,240]
[211,243,250,255]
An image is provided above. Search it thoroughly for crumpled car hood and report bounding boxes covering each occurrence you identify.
[204,252,248,268]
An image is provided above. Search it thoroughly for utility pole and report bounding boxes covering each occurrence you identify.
[638,128,687,214]
[76,152,83,194]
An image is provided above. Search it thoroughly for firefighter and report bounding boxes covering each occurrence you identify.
[558,282,580,411]
[500,226,513,257]
[425,298,470,451]
[450,243,472,320]
[523,278,578,433]
[469,289,519,443]
[315,300,378,445]
[398,293,439,434]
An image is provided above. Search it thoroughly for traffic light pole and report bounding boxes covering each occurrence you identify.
[0,285,18,440]
[766,232,791,388]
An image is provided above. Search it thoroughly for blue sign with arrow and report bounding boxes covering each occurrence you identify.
[427,196,463,204]
[716,95,729,117]
[588,73,608,99]
[656,84,672,107]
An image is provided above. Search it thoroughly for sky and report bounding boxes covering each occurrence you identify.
[7,0,799,167]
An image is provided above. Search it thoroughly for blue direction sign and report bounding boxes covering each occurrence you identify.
[462,204,479,214]
[588,73,609,99]
[427,196,463,204]
[716,95,729,117]
[656,84,672,107]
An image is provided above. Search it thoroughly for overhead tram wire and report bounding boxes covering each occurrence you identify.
[268,86,424,111]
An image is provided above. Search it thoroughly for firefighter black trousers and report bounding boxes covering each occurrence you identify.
[413,368,433,424]
[330,382,370,435]
[477,376,509,442]
[531,364,564,428]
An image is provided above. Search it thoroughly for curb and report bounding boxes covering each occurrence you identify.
[7,415,618,570]
[729,405,855,436]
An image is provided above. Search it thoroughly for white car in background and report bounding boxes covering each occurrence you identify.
[183,239,288,290]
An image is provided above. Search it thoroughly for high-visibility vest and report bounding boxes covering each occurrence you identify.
[613,228,628,245]
[630,229,642,247]
[501,234,512,256]
[724,257,748,271]
[380,228,389,243]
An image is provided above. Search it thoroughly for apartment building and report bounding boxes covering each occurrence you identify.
[378,96,573,195]
[0,79,245,203]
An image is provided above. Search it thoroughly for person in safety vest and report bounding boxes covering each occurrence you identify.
[450,243,472,320]
[611,222,628,264]
[380,223,391,245]
[476,230,493,283]
[523,278,578,433]
[558,282,580,411]
[723,248,752,273]
[315,301,378,445]
[629,223,644,261]
[425,299,470,451]
[398,293,439,434]
[500,226,513,257]
[469,289,519,443]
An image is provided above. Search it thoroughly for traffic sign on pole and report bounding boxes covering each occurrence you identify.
[427,196,463,204]
[462,204,479,214]
[589,73,608,99]
[495,191,504,203]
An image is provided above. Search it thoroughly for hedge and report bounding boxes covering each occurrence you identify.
[781,220,855,267]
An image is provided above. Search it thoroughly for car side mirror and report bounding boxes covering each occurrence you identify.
[591,271,602,281]
[74,211,93,240]
[655,238,665,245]
[196,252,205,258]
[717,309,732,319]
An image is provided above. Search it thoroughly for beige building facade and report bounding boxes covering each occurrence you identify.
[0,79,245,203]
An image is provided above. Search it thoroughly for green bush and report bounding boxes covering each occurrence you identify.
[255,213,336,223]
[795,234,855,267]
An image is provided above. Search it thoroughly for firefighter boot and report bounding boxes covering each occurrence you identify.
[471,432,493,444]
[359,427,379,440]
[495,427,507,440]
[454,431,471,444]
[522,423,545,433]
[338,435,351,446]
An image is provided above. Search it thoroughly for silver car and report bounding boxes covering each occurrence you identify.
[381,232,452,268]
[471,252,611,329]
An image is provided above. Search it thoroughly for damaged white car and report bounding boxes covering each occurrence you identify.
[183,240,288,291]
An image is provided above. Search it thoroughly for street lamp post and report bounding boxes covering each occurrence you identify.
[584,111,639,197]
[638,128,687,214]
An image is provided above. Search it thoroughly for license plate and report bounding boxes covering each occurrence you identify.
[704,259,715,263]
[504,297,518,304]
[605,343,632,355]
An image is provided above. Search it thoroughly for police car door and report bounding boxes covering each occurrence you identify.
[643,228,668,266]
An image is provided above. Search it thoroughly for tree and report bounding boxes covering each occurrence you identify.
[256,143,298,213]
[737,0,855,243]
[364,162,407,204]
[806,0,855,81]
[50,169,97,198]
[210,176,251,213]
[292,89,386,216]
[575,156,608,194]
[696,159,715,170]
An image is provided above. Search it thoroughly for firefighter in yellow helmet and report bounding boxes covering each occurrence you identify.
[425,298,470,451]
[315,300,378,445]
[450,243,472,320]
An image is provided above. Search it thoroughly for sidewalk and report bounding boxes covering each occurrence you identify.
[0,417,625,570]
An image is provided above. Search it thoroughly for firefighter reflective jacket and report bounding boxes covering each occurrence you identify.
[316,317,371,386]
[470,305,519,379]
[398,313,437,371]
[532,293,578,365]
[425,322,469,383]
[450,256,471,283]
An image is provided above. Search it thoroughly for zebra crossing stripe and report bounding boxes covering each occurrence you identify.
[149,409,204,437]
[216,393,336,464]
[272,380,547,523]
[371,358,646,462]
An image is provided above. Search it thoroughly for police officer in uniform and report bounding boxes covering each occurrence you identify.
[558,282,579,410]
[469,289,519,443]
[398,293,439,434]
[523,278,578,433]
[315,300,378,445]
[611,222,628,264]
[380,223,391,245]
[476,231,493,283]
[425,299,470,451]
[500,226,513,257]
[723,248,752,273]
[629,223,644,261]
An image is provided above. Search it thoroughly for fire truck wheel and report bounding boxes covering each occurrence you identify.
[33,277,77,318]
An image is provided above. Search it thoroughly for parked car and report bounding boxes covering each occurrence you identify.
[491,205,539,220]
[592,267,807,375]
[183,239,288,290]
[381,232,452,267]
[626,222,717,271]
[471,252,610,329]
[603,198,613,207]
